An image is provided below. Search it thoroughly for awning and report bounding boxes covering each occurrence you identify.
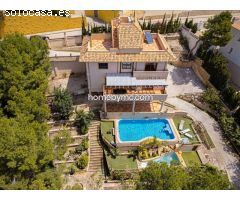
[106,73,168,87]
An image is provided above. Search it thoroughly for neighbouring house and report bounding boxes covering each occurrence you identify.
[220,22,240,88]
[85,10,120,23]
[79,16,176,115]
[181,25,203,56]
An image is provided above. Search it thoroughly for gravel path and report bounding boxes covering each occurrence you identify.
[167,97,240,188]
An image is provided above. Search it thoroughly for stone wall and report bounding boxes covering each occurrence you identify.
[181,26,203,55]
[51,61,86,77]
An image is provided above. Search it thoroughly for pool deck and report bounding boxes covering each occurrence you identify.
[113,117,181,148]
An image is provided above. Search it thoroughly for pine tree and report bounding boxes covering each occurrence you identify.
[160,13,166,33]
[166,13,174,33]
[142,19,146,30]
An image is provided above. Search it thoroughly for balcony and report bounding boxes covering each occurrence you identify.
[133,70,169,80]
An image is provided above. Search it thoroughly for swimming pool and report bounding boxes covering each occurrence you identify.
[118,118,175,142]
[153,152,180,165]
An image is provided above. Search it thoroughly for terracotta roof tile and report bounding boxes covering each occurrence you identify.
[118,23,143,49]
[232,22,240,31]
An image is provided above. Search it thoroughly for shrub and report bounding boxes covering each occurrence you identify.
[111,170,137,180]
[74,110,94,135]
[234,108,240,125]
[222,86,240,109]
[75,138,89,154]
[52,87,73,120]
[76,154,88,169]
[70,183,83,190]
[65,183,83,190]
[53,129,73,160]
[191,23,198,33]
[68,164,78,175]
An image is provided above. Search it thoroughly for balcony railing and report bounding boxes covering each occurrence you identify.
[133,70,169,80]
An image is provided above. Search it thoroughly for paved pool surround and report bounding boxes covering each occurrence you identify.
[114,117,180,148]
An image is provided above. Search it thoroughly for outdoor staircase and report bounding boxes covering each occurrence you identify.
[88,116,104,173]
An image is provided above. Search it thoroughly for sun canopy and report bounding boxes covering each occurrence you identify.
[106,73,168,87]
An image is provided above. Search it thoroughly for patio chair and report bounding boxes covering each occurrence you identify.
[184,133,193,139]
[180,128,191,134]
[178,120,185,131]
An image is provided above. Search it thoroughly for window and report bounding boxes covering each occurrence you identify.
[121,62,133,70]
[145,63,157,71]
[98,63,108,69]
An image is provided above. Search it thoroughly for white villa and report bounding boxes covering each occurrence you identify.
[79,16,176,115]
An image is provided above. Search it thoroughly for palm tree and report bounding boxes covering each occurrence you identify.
[74,110,94,135]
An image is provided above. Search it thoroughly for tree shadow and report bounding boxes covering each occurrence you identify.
[169,67,205,90]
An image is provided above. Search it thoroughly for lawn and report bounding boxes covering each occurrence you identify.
[105,153,138,170]
[0,15,85,37]
[101,121,115,143]
[182,151,201,166]
[173,116,200,143]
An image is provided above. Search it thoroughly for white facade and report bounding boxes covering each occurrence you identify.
[86,62,168,93]
[220,26,240,87]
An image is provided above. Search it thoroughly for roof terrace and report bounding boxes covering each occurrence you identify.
[88,32,165,52]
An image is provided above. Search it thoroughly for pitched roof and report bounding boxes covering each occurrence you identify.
[232,22,240,31]
[79,16,177,63]
[80,46,176,62]
[118,23,143,49]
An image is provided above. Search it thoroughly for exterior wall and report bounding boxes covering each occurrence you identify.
[135,62,145,71]
[51,61,86,76]
[220,27,240,87]
[85,10,120,23]
[226,60,240,87]
[135,62,167,71]
[181,26,203,55]
[87,62,119,93]
[87,61,169,93]
[157,62,167,70]
[49,36,82,49]
[104,110,188,119]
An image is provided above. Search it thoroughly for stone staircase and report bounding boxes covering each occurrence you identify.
[88,118,104,173]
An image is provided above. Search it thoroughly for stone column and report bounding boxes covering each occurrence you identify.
[104,100,107,113]
[132,100,136,115]
[160,101,164,112]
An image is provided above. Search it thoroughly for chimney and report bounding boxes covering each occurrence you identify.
[88,30,92,48]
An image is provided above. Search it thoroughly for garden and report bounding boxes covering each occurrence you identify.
[182,151,202,166]
[49,86,95,176]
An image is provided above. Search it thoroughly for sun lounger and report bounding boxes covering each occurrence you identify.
[184,133,193,139]
[180,128,191,134]
[178,120,185,131]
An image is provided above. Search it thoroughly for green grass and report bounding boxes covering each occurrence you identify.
[182,151,201,166]
[173,116,200,143]
[101,121,114,143]
[106,154,138,170]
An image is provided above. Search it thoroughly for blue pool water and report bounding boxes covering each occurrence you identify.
[153,152,180,165]
[118,119,175,142]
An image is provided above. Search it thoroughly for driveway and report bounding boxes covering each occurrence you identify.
[167,97,240,188]
[166,64,205,97]
[166,65,240,188]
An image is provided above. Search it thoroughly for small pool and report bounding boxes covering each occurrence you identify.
[153,152,180,165]
[118,118,175,142]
